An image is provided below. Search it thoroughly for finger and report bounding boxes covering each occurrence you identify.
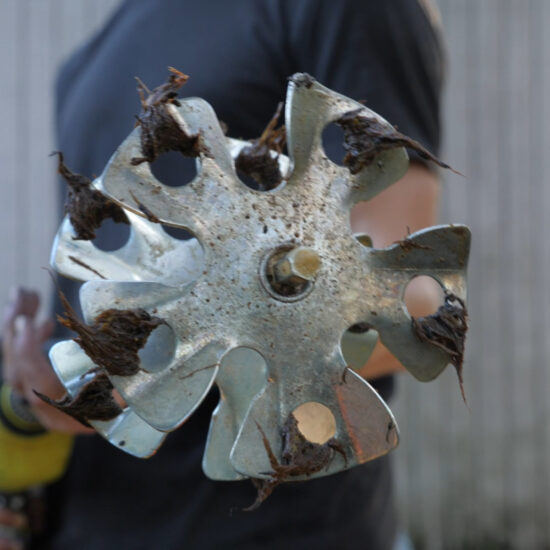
[2,318,39,394]
[1,323,15,364]
[17,317,55,358]
[11,316,53,353]
[2,288,40,331]
[4,325,59,398]
[1,331,22,393]
[15,289,40,318]
[15,317,40,353]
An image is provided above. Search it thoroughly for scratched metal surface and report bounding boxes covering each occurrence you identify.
[49,75,469,482]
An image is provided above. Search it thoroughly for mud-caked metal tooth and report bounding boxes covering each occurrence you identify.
[229,357,398,480]
[76,280,225,432]
[369,225,471,274]
[95,129,203,236]
[285,74,408,204]
[362,225,470,381]
[96,98,240,239]
[49,340,166,457]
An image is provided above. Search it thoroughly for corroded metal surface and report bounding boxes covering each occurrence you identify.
[49,75,470,480]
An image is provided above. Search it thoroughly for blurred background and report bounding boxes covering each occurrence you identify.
[0,1,548,548]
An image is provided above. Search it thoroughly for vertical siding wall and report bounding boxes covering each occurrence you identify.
[1,1,549,548]
[0,0,120,320]
[394,1,550,548]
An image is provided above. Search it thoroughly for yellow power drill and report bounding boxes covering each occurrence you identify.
[0,382,73,544]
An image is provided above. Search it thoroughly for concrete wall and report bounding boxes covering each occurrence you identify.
[1,1,548,548]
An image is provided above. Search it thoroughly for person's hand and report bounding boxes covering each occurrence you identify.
[0,507,25,550]
[2,288,92,434]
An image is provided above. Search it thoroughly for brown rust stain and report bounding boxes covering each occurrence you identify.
[335,381,367,462]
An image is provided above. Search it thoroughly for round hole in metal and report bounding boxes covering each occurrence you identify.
[403,275,445,318]
[292,402,336,444]
[138,323,176,373]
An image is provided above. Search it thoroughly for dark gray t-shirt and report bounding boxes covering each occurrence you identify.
[43,1,443,548]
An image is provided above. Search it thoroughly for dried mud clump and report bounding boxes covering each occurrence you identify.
[131,67,203,165]
[54,152,129,240]
[57,291,165,377]
[235,102,286,191]
[246,415,346,511]
[412,293,469,402]
[34,373,122,427]
[36,290,165,426]
[336,108,458,174]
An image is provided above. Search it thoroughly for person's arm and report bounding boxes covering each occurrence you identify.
[350,162,441,380]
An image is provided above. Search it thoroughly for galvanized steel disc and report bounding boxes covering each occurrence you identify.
[49,74,470,482]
